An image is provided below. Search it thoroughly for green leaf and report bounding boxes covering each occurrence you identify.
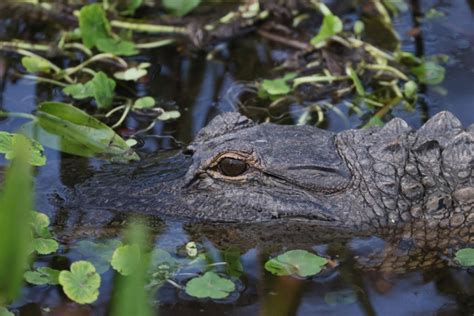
[74,240,122,274]
[157,110,181,121]
[264,250,328,277]
[364,116,384,128]
[24,267,60,285]
[79,3,111,48]
[411,62,445,85]
[121,0,143,15]
[222,248,243,278]
[353,20,364,35]
[21,56,51,73]
[0,136,33,301]
[260,72,297,97]
[30,211,52,238]
[0,307,14,316]
[59,261,101,305]
[89,72,116,109]
[0,132,46,166]
[27,101,139,162]
[111,244,141,276]
[63,83,95,100]
[162,0,201,17]
[133,97,155,109]
[115,67,148,81]
[185,271,235,299]
[346,65,365,96]
[96,38,139,56]
[32,238,58,255]
[455,248,474,267]
[311,14,343,45]
[403,80,418,98]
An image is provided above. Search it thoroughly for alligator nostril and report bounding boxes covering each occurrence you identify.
[182,148,195,156]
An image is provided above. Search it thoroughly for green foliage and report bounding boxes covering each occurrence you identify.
[24,267,60,285]
[74,240,122,274]
[23,101,139,162]
[264,250,328,277]
[133,97,155,109]
[260,73,297,97]
[411,62,445,85]
[222,248,243,278]
[114,66,148,81]
[455,248,474,267]
[0,132,46,166]
[364,116,384,128]
[88,72,116,109]
[403,81,418,98]
[96,38,138,56]
[346,65,365,96]
[185,271,235,299]
[59,261,101,304]
[0,307,13,316]
[31,238,58,255]
[158,110,181,121]
[30,211,52,238]
[110,223,153,316]
[63,83,95,100]
[311,10,343,45]
[111,244,141,276]
[162,0,201,17]
[79,4,111,48]
[21,56,51,73]
[0,136,33,303]
[120,0,143,15]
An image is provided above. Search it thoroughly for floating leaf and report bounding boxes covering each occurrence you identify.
[455,248,474,267]
[111,244,141,276]
[133,97,155,109]
[75,240,122,274]
[115,67,148,81]
[32,238,58,255]
[23,101,139,162]
[63,83,94,100]
[158,110,181,121]
[30,211,51,238]
[0,307,14,316]
[79,3,111,48]
[411,62,445,85]
[96,38,138,56]
[185,271,235,299]
[260,73,297,96]
[24,267,60,285]
[311,13,343,45]
[0,132,46,166]
[59,261,101,304]
[264,250,328,277]
[162,0,201,17]
[21,56,51,73]
[89,72,116,109]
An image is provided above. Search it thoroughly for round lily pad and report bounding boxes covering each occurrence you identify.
[24,267,60,285]
[59,261,101,304]
[111,244,141,276]
[264,249,328,277]
[185,271,235,299]
[455,248,474,267]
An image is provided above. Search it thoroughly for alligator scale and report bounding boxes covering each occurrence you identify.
[67,111,473,256]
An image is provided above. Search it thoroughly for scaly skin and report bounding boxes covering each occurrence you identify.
[65,111,473,264]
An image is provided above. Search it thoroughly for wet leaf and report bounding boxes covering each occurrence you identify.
[111,244,141,276]
[264,250,328,277]
[30,211,51,238]
[63,83,95,100]
[89,72,116,109]
[79,3,111,48]
[133,97,155,109]
[21,56,51,73]
[75,240,122,274]
[455,248,474,267]
[32,238,58,255]
[115,67,147,81]
[59,261,101,305]
[26,101,139,162]
[0,132,46,166]
[162,0,201,17]
[158,110,181,121]
[0,307,13,316]
[311,13,343,45]
[185,271,235,299]
[260,73,297,96]
[411,62,445,85]
[24,267,60,285]
[96,38,138,56]
[404,81,418,98]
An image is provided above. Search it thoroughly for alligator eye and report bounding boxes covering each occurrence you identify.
[217,158,248,177]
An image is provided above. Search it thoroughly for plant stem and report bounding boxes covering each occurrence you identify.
[21,74,68,87]
[135,39,176,49]
[110,20,188,35]
[0,40,51,52]
[64,53,128,76]
[0,111,36,121]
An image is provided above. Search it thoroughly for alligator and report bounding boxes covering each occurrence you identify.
[65,110,473,256]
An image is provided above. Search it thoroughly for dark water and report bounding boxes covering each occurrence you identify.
[1,1,474,315]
